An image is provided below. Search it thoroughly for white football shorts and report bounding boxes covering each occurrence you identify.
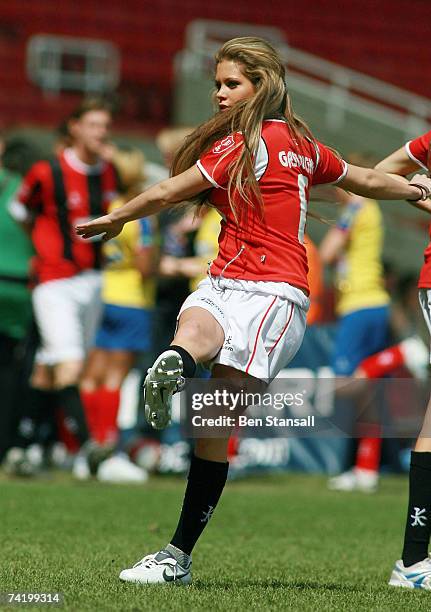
[178,276,309,381]
[32,270,102,365]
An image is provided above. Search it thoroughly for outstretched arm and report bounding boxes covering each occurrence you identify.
[374,146,431,214]
[375,146,421,177]
[76,166,212,241]
[337,165,431,203]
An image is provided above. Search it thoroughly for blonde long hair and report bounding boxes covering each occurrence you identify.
[172,37,314,222]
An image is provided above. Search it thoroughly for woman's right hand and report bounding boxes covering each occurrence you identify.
[76,214,125,241]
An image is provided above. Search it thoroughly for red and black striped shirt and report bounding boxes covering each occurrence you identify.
[13,148,119,284]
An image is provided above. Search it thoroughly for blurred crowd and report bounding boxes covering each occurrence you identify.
[0,99,228,482]
[0,97,428,485]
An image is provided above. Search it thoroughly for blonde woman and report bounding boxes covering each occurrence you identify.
[77,37,431,584]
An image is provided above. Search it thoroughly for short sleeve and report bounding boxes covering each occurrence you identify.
[405,131,431,171]
[312,141,348,185]
[8,160,50,223]
[197,133,244,188]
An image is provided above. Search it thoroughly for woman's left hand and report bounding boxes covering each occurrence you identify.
[408,174,431,213]
[76,215,124,241]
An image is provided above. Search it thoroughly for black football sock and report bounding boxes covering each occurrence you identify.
[170,454,229,556]
[402,451,431,566]
[57,385,89,446]
[169,345,197,379]
[13,388,53,448]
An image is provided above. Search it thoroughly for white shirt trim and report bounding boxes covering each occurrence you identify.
[331,160,348,185]
[307,139,320,172]
[63,148,105,175]
[196,159,221,188]
[254,137,269,182]
[405,142,428,171]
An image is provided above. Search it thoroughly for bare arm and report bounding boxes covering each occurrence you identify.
[374,147,431,214]
[319,227,348,265]
[318,189,362,264]
[311,162,428,205]
[76,166,212,241]
[375,146,422,176]
[309,185,350,203]
[338,164,430,201]
[134,246,159,278]
[159,254,208,279]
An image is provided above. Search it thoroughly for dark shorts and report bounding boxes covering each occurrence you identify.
[95,303,153,352]
[331,305,390,375]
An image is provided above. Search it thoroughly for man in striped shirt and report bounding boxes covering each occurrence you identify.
[10,98,119,473]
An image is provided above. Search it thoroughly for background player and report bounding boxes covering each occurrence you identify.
[79,147,157,481]
[371,130,431,590]
[319,155,390,493]
[9,98,119,477]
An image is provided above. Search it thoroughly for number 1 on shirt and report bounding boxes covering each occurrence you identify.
[297,174,308,244]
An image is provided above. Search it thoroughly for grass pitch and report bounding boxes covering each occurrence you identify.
[1,471,430,611]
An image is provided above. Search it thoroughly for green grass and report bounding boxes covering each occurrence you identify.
[1,472,430,611]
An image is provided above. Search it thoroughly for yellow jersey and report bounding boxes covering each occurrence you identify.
[335,198,389,315]
[102,200,156,309]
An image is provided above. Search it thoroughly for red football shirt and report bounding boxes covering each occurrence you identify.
[405,131,431,288]
[197,119,347,292]
[13,148,118,284]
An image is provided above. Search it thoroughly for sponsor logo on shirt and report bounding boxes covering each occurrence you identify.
[212,135,235,155]
[279,150,314,174]
[68,191,82,208]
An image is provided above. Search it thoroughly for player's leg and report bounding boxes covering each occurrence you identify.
[97,350,136,445]
[143,305,225,429]
[120,363,250,585]
[388,399,431,589]
[389,289,431,589]
[119,293,307,585]
[4,362,54,476]
[81,348,108,393]
[328,307,390,492]
[90,349,149,482]
[80,348,109,441]
[167,363,254,558]
[355,337,428,381]
[32,279,90,448]
[93,304,153,442]
[56,270,104,446]
[53,359,90,447]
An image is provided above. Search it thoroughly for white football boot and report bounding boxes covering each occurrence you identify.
[3,447,36,477]
[97,454,148,484]
[327,468,378,493]
[143,350,184,430]
[72,453,91,481]
[389,557,431,590]
[119,549,191,585]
